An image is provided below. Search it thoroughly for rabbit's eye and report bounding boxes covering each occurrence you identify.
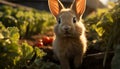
[58,18,61,24]
[73,17,76,23]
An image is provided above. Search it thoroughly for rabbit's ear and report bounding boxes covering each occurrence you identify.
[71,0,86,19]
[48,0,64,17]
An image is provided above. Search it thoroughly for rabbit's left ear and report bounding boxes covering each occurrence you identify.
[71,0,86,19]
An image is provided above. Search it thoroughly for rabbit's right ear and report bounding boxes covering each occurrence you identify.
[48,0,64,17]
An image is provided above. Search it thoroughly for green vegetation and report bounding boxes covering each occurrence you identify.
[0,26,45,68]
[85,2,120,49]
[85,2,120,69]
[0,25,59,69]
[0,5,55,38]
[0,4,58,68]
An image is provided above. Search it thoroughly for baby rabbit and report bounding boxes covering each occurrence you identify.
[48,0,87,69]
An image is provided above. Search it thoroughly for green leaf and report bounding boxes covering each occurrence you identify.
[92,22,105,37]
[21,42,34,59]
[7,27,20,43]
[34,47,46,59]
[0,42,22,69]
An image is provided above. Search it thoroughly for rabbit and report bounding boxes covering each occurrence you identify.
[48,0,87,69]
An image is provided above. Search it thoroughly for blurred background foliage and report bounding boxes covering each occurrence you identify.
[0,26,59,69]
[85,2,120,69]
[0,5,55,38]
[85,1,120,50]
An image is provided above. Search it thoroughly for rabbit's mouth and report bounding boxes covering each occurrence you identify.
[63,31,72,37]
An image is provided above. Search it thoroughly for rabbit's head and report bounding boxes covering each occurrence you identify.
[48,0,86,38]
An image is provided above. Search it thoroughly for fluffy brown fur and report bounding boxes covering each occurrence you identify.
[48,0,87,69]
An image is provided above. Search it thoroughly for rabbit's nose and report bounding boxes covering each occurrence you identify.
[62,26,71,31]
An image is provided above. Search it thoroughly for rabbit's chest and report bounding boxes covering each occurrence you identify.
[59,39,83,57]
[66,42,82,57]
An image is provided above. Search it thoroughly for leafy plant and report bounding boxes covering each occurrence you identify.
[0,5,55,37]
[93,3,120,48]
[0,27,48,69]
[0,27,22,69]
[85,2,120,68]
